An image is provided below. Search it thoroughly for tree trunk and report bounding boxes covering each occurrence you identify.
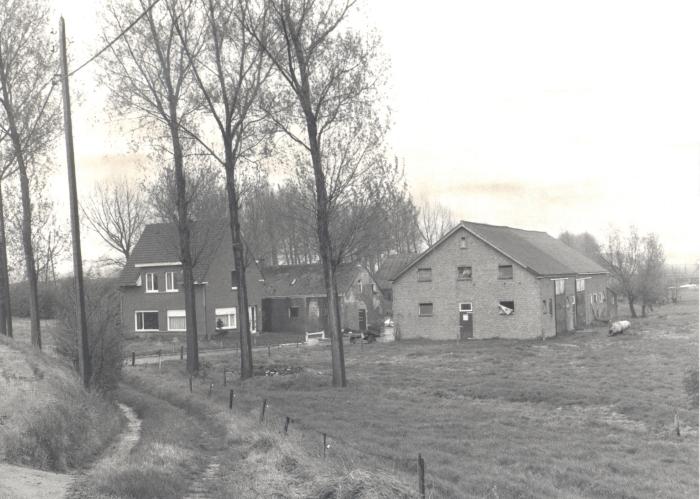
[0,181,10,337]
[224,147,253,379]
[169,112,198,374]
[304,111,346,388]
[1,85,40,347]
[627,296,637,318]
[641,303,647,317]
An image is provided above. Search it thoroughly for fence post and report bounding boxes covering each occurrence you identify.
[158,350,162,370]
[260,398,267,422]
[180,345,184,360]
[229,389,234,410]
[208,383,214,396]
[223,370,227,386]
[284,416,290,434]
[189,376,193,393]
[674,411,681,437]
[323,433,327,458]
[418,453,425,499]
[131,352,135,366]
[268,345,271,358]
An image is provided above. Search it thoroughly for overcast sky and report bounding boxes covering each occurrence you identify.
[48,0,700,265]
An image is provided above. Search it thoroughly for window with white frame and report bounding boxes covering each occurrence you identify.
[135,311,159,331]
[575,278,585,292]
[215,307,237,329]
[554,279,566,295]
[167,310,186,331]
[165,271,178,292]
[460,236,467,249]
[145,273,158,292]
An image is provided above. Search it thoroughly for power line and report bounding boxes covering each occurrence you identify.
[66,0,164,78]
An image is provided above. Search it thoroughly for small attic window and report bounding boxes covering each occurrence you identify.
[460,236,467,249]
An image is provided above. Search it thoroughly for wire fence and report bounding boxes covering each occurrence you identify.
[127,341,436,498]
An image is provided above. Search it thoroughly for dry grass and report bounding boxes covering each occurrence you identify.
[123,330,305,357]
[121,298,698,498]
[0,335,123,472]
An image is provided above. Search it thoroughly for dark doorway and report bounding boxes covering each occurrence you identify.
[459,303,473,339]
[575,292,585,329]
[358,309,367,331]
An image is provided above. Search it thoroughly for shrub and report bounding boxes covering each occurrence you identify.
[683,369,698,408]
[54,277,123,391]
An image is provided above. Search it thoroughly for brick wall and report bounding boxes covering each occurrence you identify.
[393,227,544,340]
[121,235,265,336]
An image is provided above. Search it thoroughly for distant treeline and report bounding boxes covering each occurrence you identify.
[10,277,118,319]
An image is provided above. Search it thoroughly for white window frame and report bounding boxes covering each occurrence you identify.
[135,310,159,332]
[460,236,467,249]
[575,278,585,292]
[166,309,186,332]
[145,272,158,293]
[165,271,178,292]
[215,307,237,330]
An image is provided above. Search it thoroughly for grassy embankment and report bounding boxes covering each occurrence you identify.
[0,330,123,472]
[112,299,698,498]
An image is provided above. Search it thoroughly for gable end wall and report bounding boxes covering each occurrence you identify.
[393,227,545,340]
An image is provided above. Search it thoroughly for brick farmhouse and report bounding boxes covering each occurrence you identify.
[391,221,615,340]
[119,220,265,337]
[119,221,385,336]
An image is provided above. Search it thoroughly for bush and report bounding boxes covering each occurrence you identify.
[683,369,698,408]
[54,277,123,391]
[9,280,63,319]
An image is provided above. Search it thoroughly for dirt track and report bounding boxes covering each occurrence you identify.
[0,403,141,499]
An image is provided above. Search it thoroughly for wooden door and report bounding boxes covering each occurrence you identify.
[575,291,585,329]
[358,309,367,331]
[555,294,567,333]
[459,303,473,339]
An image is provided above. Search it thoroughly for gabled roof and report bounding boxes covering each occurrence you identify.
[374,253,419,290]
[392,220,608,281]
[119,219,229,287]
[261,263,369,298]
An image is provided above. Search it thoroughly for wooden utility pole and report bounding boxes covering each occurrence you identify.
[59,17,91,389]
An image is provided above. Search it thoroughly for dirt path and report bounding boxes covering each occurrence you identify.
[0,403,141,499]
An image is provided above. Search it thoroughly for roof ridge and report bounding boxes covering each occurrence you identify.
[462,220,548,234]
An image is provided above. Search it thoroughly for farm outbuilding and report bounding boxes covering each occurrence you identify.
[391,221,614,340]
[261,263,385,334]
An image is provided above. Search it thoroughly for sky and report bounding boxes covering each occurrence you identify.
[47,0,700,265]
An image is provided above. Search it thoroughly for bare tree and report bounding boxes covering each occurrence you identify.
[102,0,204,373]
[638,233,665,317]
[417,199,455,248]
[0,0,61,348]
[247,0,388,387]
[82,176,148,267]
[170,0,272,378]
[602,227,642,318]
[0,144,13,336]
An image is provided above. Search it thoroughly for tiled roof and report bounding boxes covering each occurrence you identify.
[374,253,418,290]
[261,263,364,297]
[118,219,229,287]
[393,221,608,281]
[461,221,608,276]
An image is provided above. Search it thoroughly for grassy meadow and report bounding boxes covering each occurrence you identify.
[123,299,698,498]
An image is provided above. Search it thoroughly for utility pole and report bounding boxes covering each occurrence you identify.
[59,17,91,389]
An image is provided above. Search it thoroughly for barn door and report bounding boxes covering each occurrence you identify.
[358,309,367,331]
[575,292,585,328]
[459,303,473,339]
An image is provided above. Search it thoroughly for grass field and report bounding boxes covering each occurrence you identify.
[126,298,698,498]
